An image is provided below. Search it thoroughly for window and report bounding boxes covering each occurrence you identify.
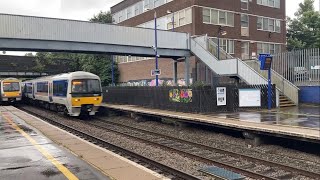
[227,12,234,26]
[185,8,192,24]
[3,82,20,92]
[257,17,263,30]
[134,3,140,15]
[257,43,281,54]
[36,82,48,93]
[203,8,234,26]
[166,8,192,30]
[71,79,101,94]
[127,8,132,19]
[263,18,268,30]
[203,8,210,23]
[241,0,249,10]
[212,38,235,54]
[144,0,149,9]
[53,80,68,97]
[179,11,185,26]
[219,11,226,24]
[269,19,274,31]
[275,20,281,33]
[268,0,275,7]
[258,16,281,33]
[211,9,219,24]
[241,14,249,27]
[241,42,250,59]
[257,0,280,8]
[154,0,160,7]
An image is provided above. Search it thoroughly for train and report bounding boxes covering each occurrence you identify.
[23,71,103,116]
[0,78,22,103]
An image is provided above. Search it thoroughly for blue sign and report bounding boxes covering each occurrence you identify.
[259,54,273,70]
[258,53,273,110]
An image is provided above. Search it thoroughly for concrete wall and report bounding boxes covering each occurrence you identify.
[298,86,320,104]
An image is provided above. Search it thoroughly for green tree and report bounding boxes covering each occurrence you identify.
[90,11,113,23]
[287,0,320,50]
[29,11,119,86]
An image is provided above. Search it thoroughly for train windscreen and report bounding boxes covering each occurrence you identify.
[3,82,20,92]
[71,79,101,94]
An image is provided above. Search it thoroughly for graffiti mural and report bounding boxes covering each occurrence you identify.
[120,78,193,87]
[169,89,192,103]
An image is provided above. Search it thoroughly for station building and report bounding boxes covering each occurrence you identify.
[111,0,286,85]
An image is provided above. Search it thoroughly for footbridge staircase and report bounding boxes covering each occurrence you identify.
[190,36,299,106]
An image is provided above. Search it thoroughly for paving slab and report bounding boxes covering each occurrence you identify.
[0,107,109,180]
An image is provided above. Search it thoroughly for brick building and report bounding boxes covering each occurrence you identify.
[111,0,286,85]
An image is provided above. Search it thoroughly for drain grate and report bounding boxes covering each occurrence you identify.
[199,166,245,180]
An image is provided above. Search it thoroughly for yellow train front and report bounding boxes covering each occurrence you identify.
[0,78,22,103]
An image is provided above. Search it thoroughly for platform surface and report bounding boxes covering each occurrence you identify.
[0,106,168,180]
[0,106,108,180]
[102,104,320,142]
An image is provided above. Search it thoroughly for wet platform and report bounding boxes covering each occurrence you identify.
[0,106,168,180]
[102,104,320,143]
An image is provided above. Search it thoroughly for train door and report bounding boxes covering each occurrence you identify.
[32,83,35,99]
[49,82,53,102]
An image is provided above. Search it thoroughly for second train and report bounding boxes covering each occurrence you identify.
[23,71,103,116]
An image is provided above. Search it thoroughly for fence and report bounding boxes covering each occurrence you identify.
[103,84,276,113]
[272,48,320,86]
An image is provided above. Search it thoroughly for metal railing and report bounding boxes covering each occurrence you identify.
[272,48,320,86]
[207,38,234,60]
[191,35,299,105]
[245,59,300,104]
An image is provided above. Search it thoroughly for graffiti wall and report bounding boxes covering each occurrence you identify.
[169,89,192,103]
[119,78,193,87]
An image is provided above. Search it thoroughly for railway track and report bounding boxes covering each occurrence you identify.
[92,117,320,180]
[17,106,201,180]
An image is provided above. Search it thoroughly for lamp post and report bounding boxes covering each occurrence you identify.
[217,26,227,60]
[111,55,115,86]
[145,8,159,87]
[154,11,159,87]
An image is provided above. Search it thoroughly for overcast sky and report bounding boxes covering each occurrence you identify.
[1,0,319,56]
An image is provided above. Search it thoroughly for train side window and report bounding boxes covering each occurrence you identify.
[53,80,68,97]
[36,82,48,93]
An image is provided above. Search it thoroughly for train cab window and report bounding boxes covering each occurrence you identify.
[3,82,20,92]
[72,79,101,93]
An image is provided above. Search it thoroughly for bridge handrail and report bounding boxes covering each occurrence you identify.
[245,59,299,104]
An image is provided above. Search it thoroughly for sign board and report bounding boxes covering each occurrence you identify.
[151,69,161,76]
[259,54,273,70]
[216,87,226,106]
[239,89,261,107]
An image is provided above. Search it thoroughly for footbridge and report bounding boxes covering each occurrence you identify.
[0,14,299,105]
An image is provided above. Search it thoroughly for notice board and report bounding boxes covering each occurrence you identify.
[239,89,261,107]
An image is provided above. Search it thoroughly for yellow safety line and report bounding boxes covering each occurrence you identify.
[1,112,79,180]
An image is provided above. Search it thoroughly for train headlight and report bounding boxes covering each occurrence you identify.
[94,98,99,101]
[75,99,80,102]
[2,94,6,97]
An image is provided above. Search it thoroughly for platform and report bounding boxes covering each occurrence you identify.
[0,106,168,180]
[102,104,320,143]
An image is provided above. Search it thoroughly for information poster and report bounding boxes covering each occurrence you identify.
[239,89,261,107]
[216,87,226,106]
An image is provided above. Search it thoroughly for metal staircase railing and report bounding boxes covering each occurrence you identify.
[244,60,300,104]
[192,36,268,85]
[190,35,299,105]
